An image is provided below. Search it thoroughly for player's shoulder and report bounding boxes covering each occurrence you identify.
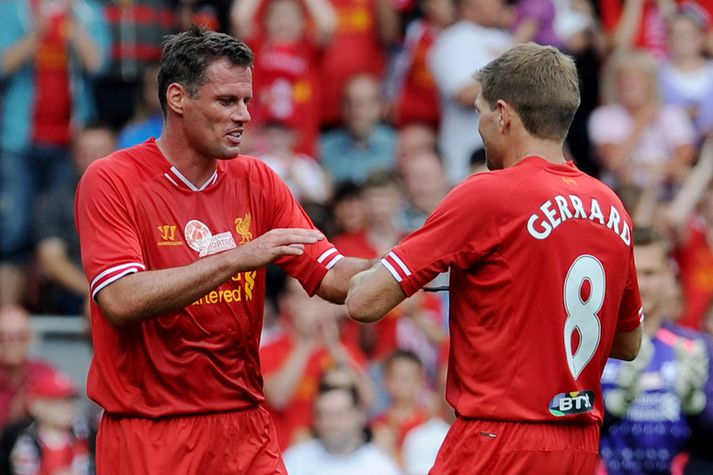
[83,141,159,185]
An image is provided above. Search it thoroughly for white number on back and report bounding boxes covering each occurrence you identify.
[563,255,604,380]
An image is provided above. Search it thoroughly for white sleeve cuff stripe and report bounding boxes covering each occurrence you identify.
[381,258,403,283]
[91,262,146,288]
[388,251,411,276]
[317,248,338,263]
[91,268,141,300]
[325,254,343,270]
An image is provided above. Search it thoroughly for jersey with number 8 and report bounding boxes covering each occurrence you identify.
[381,157,642,425]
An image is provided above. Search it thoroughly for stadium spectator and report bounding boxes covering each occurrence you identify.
[660,6,713,143]
[260,278,372,450]
[599,227,711,475]
[93,0,173,130]
[257,119,333,205]
[0,306,60,432]
[283,381,401,475]
[35,124,116,316]
[589,49,696,194]
[371,350,431,466]
[74,27,371,474]
[232,0,336,157]
[510,0,565,48]
[599,0,675,59]
[327,181,368,238]
[428,0,512,184]
[6,369,89,475]
[174,0,231,33]
[0,0,109,307]
[317,0,399,127]
[398,149,449,231]
[116,62,163,149]
[385,0,455,129]
[396,122,438,164]
[663,139,713,332]
[320,74,398,184]
[347,43,644,474]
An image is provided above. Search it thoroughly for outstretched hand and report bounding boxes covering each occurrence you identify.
[232,228,324,271]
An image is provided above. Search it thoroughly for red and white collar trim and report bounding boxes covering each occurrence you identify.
[164,166,218,192]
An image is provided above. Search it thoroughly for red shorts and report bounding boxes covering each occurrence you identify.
[430,418,599,475]
[96,405,287,475]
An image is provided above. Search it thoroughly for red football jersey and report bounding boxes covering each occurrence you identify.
[75,139,344,417]
[381,157,642,425]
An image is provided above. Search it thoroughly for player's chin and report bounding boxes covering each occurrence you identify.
[217,144,242,160]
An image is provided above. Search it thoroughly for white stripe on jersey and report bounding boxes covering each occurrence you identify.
[388,251,411,276]
[91,262,146,289]
[381,258,403,282]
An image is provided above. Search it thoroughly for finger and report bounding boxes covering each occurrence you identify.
[276,245,305,256]
[272,228,325,241]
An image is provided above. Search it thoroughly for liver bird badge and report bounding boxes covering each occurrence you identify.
[235,213,253,243]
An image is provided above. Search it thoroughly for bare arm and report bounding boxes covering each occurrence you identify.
[97,228,324,326]
[456,83,480,109]
[230,0,263,40]
[346,262,406,323]
[375,0,400,46]
[1,30,40,75]
[37,239,89,296]
[665,137,713,233]
[610,324,643,361]
[304,0,338,45]
[263,342,315,409]
[512,17,540,44]
[68,17,103,74]
[316,257,375,304]
[610,0,644,50]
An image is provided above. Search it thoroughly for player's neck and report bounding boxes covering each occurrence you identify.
[156,130,218,188]
[505,138,566,169]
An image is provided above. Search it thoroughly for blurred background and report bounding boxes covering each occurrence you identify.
[1,0,713,473]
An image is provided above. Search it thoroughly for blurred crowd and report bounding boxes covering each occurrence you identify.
[2,0,713,473]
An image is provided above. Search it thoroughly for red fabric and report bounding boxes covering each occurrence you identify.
[75,139,342,418]
[673,218,713,330]
[260,333,366,449]
[318,0,386,125]
[0,361,58,428]
[394,22,441,128]
[104,5,174,26]
[96,407,287,475]
[250,35,321,157]
[598,0,668,58]
[32,4,71,146]
[371,407,430,453]
[39,432,89,475]
[430,418,599,474]
[383,157,642,424]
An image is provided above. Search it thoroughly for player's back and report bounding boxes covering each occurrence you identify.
[445,156,641,425]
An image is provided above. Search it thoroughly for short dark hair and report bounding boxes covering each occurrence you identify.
[317,381,361,408]
[633,226,669,250]
[157,25,254,117]
[476,43,580,141]
[362,169,401,191]
[384,349,423,372]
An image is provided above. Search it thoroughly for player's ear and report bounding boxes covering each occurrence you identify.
[496,99,510,132]
[166,82,187,116]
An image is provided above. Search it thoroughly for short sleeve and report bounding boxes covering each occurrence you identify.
[381,177,500,296]
[75,160,146,300]
[258,162,343,295]
[616,246,643,333]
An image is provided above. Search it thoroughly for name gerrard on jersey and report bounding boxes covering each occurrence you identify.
[527,194,630,245]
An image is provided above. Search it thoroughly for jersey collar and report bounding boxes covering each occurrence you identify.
[163,166,219,192]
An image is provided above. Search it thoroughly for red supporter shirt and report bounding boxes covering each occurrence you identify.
[250,35,321,157]
[0,361,57,428]
[381,157,642,424]
[260,333,366,449]
[75,139,344,418]
[673,217,713,330]
[599,0,668,59]
[318,0,386,125]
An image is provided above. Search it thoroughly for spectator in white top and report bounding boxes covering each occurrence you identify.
[283,381,402,475]
[428,0,512,184]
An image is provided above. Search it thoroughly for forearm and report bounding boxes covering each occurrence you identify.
[263,344,314,408]
[69,21,103,74]
[1,33,38,75]
[97,251,239,325]
[230,0,262,39]
[665,139,713,229]
[346,262,406,323]
[37,244,89,296]
[375,0,399,45]
[456,83,480,109]
[304,0,337,44]
[612,0,644,49]
[316,257,375,304]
